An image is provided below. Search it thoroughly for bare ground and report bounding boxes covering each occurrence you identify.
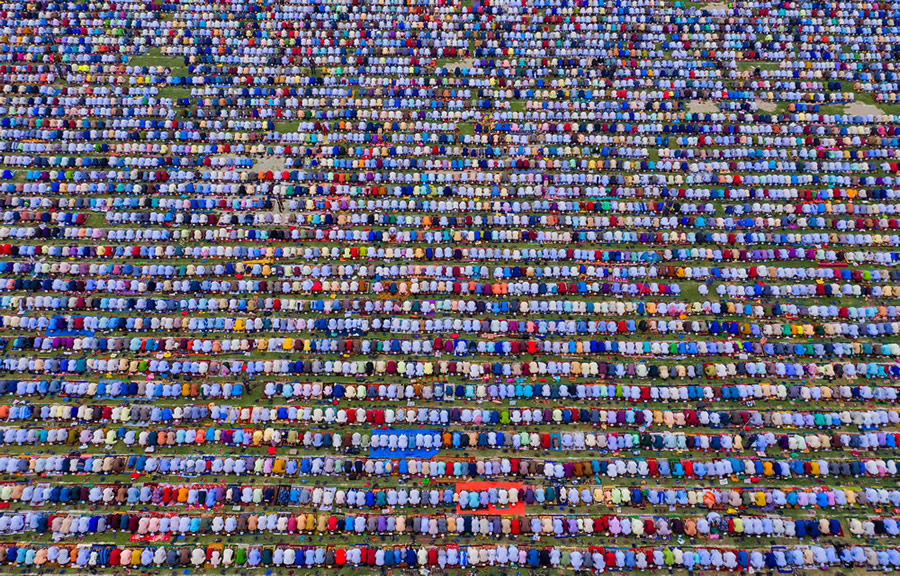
[688,100,720,114]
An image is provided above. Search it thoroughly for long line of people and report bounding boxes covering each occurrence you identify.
[4,482,898,513]
[4,425,896,455]
[2,379,899,405]
[0,379,244,400]
[5,295,899,322]
[8,194,900,219]
[8,193,900,219]
[0,542,897,570]
[8,219,900,256]
[2,354,899,381]
[6,237,900,266]
[25,403,900,430]
[15,311,900,344]
[10,296,900,322]
[5,510,887,541]
[6,255,900,288]
[2,453,898,480]
[8,274,899,301]
[11,328,900,359]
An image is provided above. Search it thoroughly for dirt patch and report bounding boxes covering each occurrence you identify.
[446,58,477,70]
[687,100,719,114]
[236,155,285,176]
[254,156,285,173]
[703,1,728,9]
[845,100,884,117]
[756,100,778,112]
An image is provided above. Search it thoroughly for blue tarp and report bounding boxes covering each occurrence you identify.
[369,429,442,458]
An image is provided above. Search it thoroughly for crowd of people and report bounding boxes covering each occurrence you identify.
[1,0,900,570]
[2,542,899,570]
[3,481,900,511]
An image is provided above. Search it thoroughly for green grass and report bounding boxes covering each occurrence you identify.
[273,120,301,134]
[129,48,189,76]
[457,122,474,136]
[436,55,473,70]
[679,0,720,8]
[876,101,900,115]
[737,61,780,72]
[817,103,845,115]
[157,86,193,99]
